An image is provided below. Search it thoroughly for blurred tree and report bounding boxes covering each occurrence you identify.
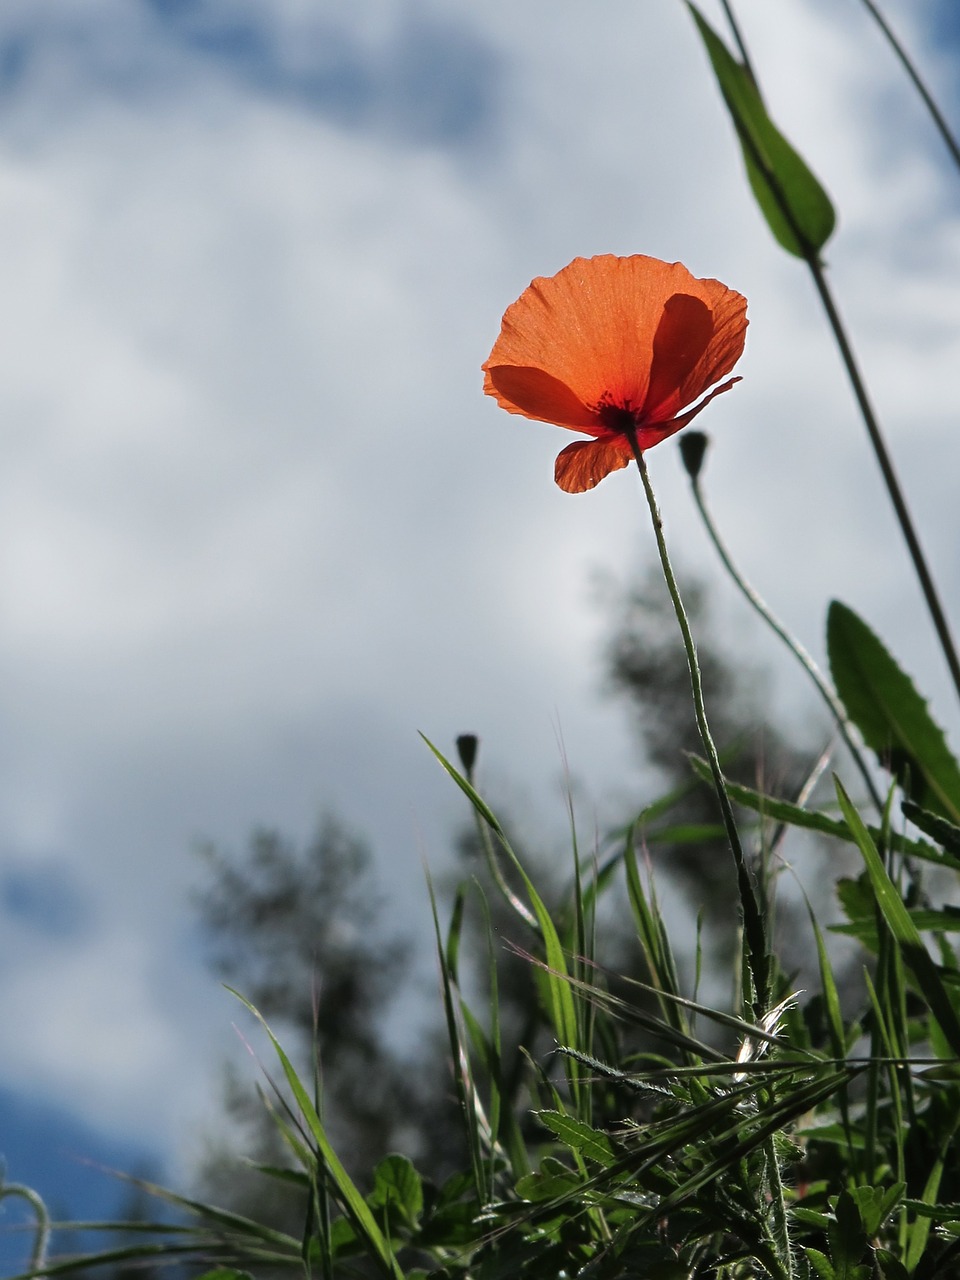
[600,564,816,927]
[190,564,826,1227]
[193,817,459,1231]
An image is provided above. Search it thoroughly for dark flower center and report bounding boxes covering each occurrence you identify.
[596,400,641,437]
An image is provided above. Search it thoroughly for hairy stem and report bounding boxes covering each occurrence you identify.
[629,436,768,1011]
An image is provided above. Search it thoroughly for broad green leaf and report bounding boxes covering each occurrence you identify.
[794,1208,832,1229]
[369,1155,423,1227]
[834,779,960,1059]
[644,822,727,844]
[874,1250,910,1280]
[828,601,960,822]
[854,1182,905,1237]
[688,5,835,257]
[805,1248,836,1280]
[830,1190,868,1273]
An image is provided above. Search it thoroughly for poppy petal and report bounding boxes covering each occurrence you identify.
[639,376,742,451]
[483,365,599,430]
[554,436,632,493]
[670,281,747,416]
[642,293,715,421]
[485,255,723,414]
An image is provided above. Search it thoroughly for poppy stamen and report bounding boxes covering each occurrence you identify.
[596,401,642,438]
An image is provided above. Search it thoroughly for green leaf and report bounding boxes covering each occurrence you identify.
[515,1168,581,1203]
[874,1250,910,1280]
[687,755,945,864]
[794,1208,831,1229]
[369,1155,423,1227]
[832,906,960,945]
[827,601,960,823]
[422,734,583,1107]
[805,1248,836,1280]
[830,1190,868,1269]
[535,1110,615,1167]
[902,799,960,855]
[226,990,405,1280]
[644,822,727,844]
[688,4,835,257]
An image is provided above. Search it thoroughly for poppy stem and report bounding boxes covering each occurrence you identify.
[627,434,769,1014]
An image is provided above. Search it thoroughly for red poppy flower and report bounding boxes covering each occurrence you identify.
[482,254,747,493]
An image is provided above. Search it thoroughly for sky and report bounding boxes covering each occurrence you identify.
[0,0,958,1268]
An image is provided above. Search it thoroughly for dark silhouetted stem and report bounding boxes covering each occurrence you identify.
[719,0,759,87]
[860,0,960,171]
[806,257,960,707]
[717,0,960,712]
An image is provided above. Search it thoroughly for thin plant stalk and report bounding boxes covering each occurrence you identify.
[627,433,768,1013]
[806,256,960,707]
[719,0,758,86]
[458,744,538,932]
[859,0,960,171]
[718,0,960,711]
[684,447,883,815]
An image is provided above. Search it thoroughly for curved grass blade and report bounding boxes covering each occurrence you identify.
[688,756,951,867]
[422,735,583,1103]
[426,873,488,1203]
[834,779,960,1060]
[227,990,404,1280]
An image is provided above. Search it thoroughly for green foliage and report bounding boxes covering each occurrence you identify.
[36,704,960,1278]
[688,4,836,258]
[828,601,960,823]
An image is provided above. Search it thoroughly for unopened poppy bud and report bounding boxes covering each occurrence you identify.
[456,734,479,778]
[679,431,710,480]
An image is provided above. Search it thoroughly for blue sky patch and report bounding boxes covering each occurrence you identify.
[0,1,503,149]
[144,0,504,148]
[0,1086,164,1277]
[0,864,89,941]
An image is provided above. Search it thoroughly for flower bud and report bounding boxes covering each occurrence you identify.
[456,734,479,778]
[679,431,710,480]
